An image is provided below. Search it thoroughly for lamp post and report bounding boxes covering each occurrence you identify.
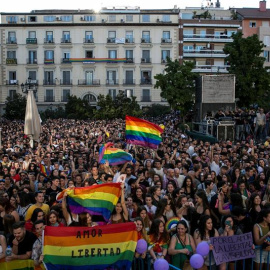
[21,77,38,93]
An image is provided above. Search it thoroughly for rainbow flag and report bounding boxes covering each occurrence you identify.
[125,116,164,149]
[56,183,122,221]
[39,164,50,177]
[99,142,135,165]
[43,223,138,270]
[0,259,35,270]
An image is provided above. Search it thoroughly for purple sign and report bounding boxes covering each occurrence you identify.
[210,232,255,265]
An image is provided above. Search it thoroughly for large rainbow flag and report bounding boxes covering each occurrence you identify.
[99,142,135,165]
[0,259,39,270]
[43,223,138,270]
[56,183,122,221]
[125,115,164,149]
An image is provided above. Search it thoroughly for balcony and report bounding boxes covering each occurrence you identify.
[107,38,116,43]
[161,38,172,43]
[123,79,135,85]
[44,38,55,44]
[61,58,71,64]
[161,58,169,64]
[125,38,134,43]
[192,65,230,73]
[141,96,151,102]
[83,38,94,43]
[183,34,233,43]
[60,79,72,85]
[78,79,100,86]
[183,49,227,58]
[6,38,17,44]
[6,58,17,65]
[125,58,134,64]
[26,38,37,44]
[61,38,72,43]
[106,79,119,85]
[44,58,54,64]
[27,58,38,64]
[43,80,56,85]
[6,80,19,85]
[141,58,151,64]
[44,96,55,102]
[140,78,152,85]
[141,38,151,44]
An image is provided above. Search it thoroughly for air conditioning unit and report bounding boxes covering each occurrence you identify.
[56,17,62,21]
[161,38,166,43]
[141,58,146,63]
[87,39,92,43]
[125,38,130,43]
[80,17,85,21]
[141,38,146,43]
[121,19,125,23]
[20,18,25,22]
[108,38,114,43]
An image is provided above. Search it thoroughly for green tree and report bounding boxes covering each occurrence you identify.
[4,93,27,120]
[144,104,170,117]
[65,95,93,119]
[224,32,270,107]
[154,58,198,115]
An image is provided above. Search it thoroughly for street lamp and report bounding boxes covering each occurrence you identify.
[21,77,38,93]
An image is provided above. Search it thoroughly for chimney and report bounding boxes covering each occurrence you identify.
[260,0,267,12]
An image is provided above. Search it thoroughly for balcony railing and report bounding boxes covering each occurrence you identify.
[123,79,135,85]
[43,80,56,85]
[27,58,38,64]
[6,38,17,44]
[6,80,19,85]
[141,96,151,102]
[44,96,55,102]
[161,58,169,64]
[141,58,151,63]
[125,58,134,63]
[61,58,71,64]
[106,79,119,85]
[44,58,54,64]
[6,58,17,65]
[44,38,55,44]
[61,96,70,102]
[60,79,72,85]
[140,79,152,85]
[84,38,94,43]
[125,38,134,43]
[192,65,230,73]
[183,34,233,41]
[26,38,37,44]
[107,38,116,43]
[161,38,172,43]
[183,49,226,55]
[78,79,100,86]
[141,38,151,43]
[61,38,72,43]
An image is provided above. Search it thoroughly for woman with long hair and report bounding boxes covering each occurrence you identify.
[0,197,19,223]
[25,208,45,233]
[133,187,145,205]
[182,176,196,200]
[194,215,219,269]
[263,179,270,204]
[150,185,162,207]
[3,214,15,243]
[168,220,196,269]
[248,193,262,224]
[47,210,65,227]
[78,212,98,227]
[137,206,152,232]
[133,217,148,260]
[154,198,170,224]
[195,190,211,217]
[148,219,169,262]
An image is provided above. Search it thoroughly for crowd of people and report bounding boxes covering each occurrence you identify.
[0,110,269,270]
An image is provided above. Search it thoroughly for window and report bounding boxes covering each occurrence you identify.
[108,50,117,59]
[85,31,93,42]
[249,21,256,28]
[85,50,93,58]
[45,50,54,60]
[85,71,93,85]
[85,15,96,21]
[227,30,236,37]
[183,45,194,52]
[141,71,151,84]
[44,16,56,22]
[163,31,170,39]
[62,31,70,42]
[45,89,54,102]
[28,31,36,38]
[142,31,150,42]
[44,71,54,85]
[6,16,18,23]
[108,31,116,38]
[162,15,170,22]
[264,36,270,47]
[109,15,116,22]
[125,71,134,84]
[63,52,70,59]
[126,50,133,62]
[264,51,270,62]
[28,16,37,22]
[7,51,16,59]
[107,71,117,85]
[125,89,133,97]
[142,50,150,62]
[126,15,133,22]
[161,50,170,62]
[9,90,17,100]
[109,89,117,100]
[9,71,16,81]
[196,45,204,51]
[142,15,150,22]
[181,13,193,19]
[61,15,72,22]
[8,32,16,43]
[28,51,37,64]
[28,71,37,81]
[125,31,133,42]
[183,29,193,38]
[46,31,53,42]
[142,89,151,101]
[214,31,222,38]
[62,89,70,102]
[62,71,71,85]
[200,30,206,38]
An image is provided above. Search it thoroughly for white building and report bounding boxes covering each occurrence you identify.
[0,7,179,113]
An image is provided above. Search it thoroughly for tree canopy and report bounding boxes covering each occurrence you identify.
[154,58,198,115]
[224,32,270,107]
[3,93,27,120]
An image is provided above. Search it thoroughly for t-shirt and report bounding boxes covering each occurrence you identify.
[9,230,37,255]
[46,186,62,196]
[25,204,50,221]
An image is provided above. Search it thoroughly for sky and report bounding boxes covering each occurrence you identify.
[0,0,268,13]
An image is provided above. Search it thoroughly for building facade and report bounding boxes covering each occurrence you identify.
[0,7,179,112]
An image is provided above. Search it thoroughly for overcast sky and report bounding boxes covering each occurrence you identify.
[0,0,267,13]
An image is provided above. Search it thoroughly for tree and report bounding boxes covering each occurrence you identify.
[65,95,93,119]
[3,93,27,120]
[224,32,270,107]
[144,104,171,117]
[154,58,198,115]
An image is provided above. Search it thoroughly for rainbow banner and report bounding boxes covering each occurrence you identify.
[39,164,50,177]
[56,183,122,221]
[125,115,164,149]
[43,223,138,270]
[0,259,35,270]
[99,142,135,165]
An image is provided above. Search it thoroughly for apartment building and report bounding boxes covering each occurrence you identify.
[179,7,241,73]
[0,7,179,112]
